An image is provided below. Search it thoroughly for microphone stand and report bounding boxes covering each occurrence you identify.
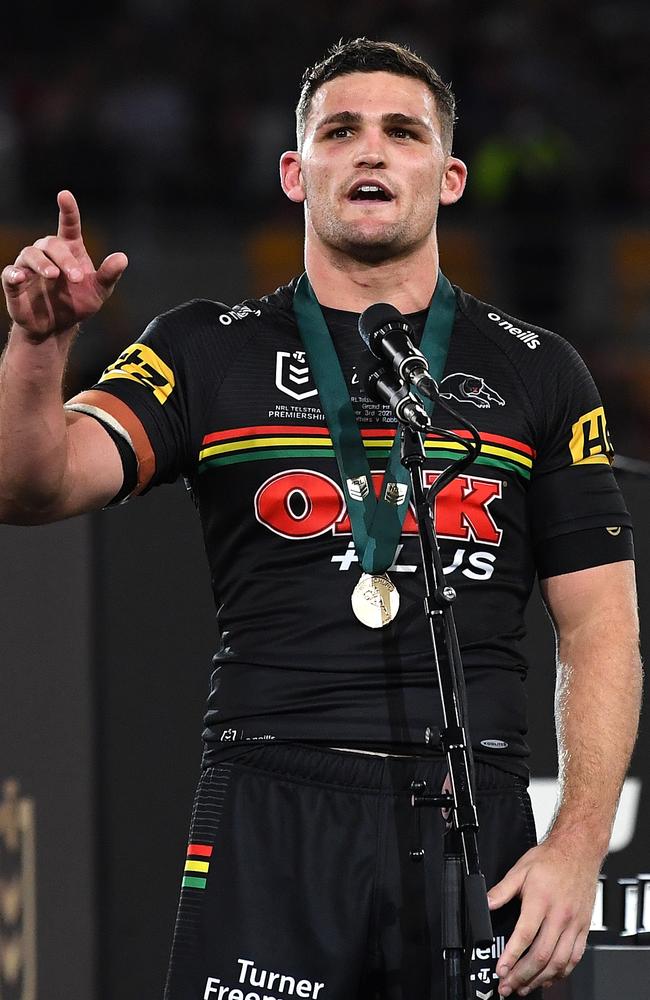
[398,396,494,1000]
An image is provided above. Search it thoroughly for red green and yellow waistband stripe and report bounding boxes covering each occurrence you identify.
[182,843,213,889]
[198,425,535,479]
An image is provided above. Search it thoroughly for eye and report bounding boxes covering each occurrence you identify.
[328,126,352,139]
[390,127,414,140]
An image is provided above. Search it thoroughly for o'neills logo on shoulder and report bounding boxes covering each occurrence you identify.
[255,469,503,546]
[487,312,540,350]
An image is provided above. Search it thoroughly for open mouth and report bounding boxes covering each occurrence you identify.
[348,182,394,202]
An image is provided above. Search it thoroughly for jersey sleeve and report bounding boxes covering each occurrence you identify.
[527,335,633,578]
[65,299,230,498]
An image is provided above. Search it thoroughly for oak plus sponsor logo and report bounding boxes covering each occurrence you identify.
[204,956,326,1000]
[254,469,503,580]
[275,351,318,401]
[487,312,540,350]
[255,469,503,546]
[440,373,505,409]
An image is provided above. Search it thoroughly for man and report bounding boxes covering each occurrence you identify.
[0,38,642,1000]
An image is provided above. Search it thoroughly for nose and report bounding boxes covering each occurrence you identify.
[353,127,387,169]
[354,151,386,170]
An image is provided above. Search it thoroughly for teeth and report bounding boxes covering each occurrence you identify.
[350,183,392,201]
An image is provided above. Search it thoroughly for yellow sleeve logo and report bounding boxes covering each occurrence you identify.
[569,406,613,466]
[99,343,175,404]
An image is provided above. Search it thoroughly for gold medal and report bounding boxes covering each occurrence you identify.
[352,573,400,628]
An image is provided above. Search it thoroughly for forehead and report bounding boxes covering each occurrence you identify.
[305,71,440,132]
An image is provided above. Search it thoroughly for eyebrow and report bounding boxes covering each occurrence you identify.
[313,111,433,134]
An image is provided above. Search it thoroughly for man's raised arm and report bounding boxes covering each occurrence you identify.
[0,191,128,524]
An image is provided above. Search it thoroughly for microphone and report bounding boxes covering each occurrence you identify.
[364,365,430,431]
[358,303,439,401]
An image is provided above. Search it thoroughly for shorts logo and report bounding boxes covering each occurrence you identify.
[480,739,508,749]
[275,351,318,401]
[182,843,213,890]
[440,373,505,409]
[99,343,175,404]
[469,935,505,994]
[204,958,326,1000]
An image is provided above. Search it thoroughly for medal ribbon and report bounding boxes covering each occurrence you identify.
[293,271,456,574]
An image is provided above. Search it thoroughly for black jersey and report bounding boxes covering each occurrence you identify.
[67,279,632,773]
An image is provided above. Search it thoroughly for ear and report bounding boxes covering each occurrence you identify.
[440,156,468,206]
[280,150,306,204]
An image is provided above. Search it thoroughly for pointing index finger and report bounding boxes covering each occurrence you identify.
[57,190,82,242]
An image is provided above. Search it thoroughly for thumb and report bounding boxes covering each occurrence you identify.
[487,864,526,910]
[96,252,129,291]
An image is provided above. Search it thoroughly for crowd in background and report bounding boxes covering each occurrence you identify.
[1,0,648,458]
[5,0,648,215]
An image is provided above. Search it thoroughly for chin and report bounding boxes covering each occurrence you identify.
[338,239,403,264]
[336,228,415,264]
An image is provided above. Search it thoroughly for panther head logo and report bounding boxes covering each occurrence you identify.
[439,373,505,409]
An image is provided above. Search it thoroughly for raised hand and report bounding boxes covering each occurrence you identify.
[2,190,128,340]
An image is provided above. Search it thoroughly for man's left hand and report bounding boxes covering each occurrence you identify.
[488,836,600,995]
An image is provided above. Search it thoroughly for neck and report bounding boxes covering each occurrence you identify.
[305,234,439,313]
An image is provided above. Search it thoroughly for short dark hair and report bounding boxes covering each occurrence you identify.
[296,38,456,152]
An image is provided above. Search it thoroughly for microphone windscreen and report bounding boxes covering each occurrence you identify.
[358,302,403,352]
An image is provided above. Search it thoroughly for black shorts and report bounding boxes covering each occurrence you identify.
[164,744,540,1000]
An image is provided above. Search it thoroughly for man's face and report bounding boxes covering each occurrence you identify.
[282,71,465,263]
